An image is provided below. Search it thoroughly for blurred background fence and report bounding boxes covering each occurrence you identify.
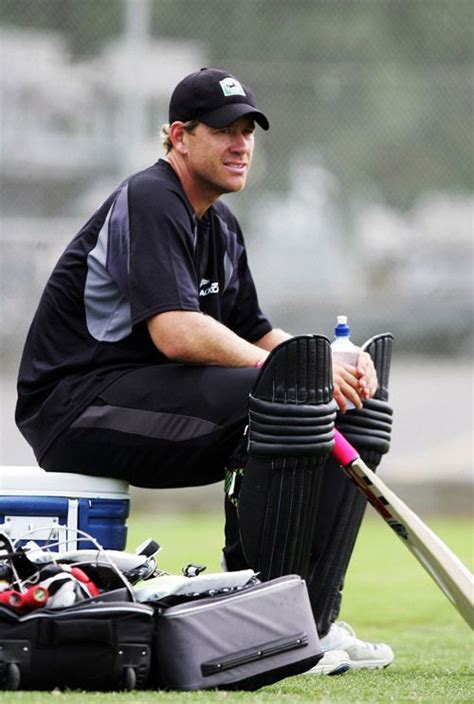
[0,0,472,510]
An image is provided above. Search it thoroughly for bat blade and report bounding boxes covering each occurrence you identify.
[332,430,474,629]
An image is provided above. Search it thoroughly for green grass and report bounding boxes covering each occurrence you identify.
[6,512,474,703]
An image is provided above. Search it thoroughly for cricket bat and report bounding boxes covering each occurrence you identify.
[332,429,474,629]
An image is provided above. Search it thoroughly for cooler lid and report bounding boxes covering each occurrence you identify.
[0,466,129,498]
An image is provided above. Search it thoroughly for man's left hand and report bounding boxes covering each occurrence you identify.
[356,351,378,400]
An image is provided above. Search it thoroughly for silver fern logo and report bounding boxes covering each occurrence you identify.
[219,77,246,97]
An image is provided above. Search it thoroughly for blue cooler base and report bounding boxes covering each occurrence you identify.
[0,468,130,551]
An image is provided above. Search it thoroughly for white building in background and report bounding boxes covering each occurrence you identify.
[0,25,205,357]
[247,151,473,349]
[0,28,94,179]
[0,26,204,185]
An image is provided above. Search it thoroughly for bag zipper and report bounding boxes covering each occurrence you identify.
[161,575,302,618]
[17,602,154,622]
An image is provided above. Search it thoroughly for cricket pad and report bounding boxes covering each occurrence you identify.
[238,335,337,582]
[307,332,395,633]
[336,332,394,468]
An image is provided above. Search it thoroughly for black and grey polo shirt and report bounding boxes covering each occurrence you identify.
[16,159,271,463]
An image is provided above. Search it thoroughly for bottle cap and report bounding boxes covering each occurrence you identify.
[335,315,350,337]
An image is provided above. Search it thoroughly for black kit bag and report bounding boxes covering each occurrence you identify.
[0,600,154,691]
[152,574,323,691]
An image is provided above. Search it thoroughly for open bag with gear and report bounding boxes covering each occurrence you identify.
[0,529,322,691]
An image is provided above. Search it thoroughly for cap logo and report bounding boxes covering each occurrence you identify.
[219,77,246,98]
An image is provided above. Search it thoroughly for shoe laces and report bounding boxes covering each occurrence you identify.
[332,621,386,652]
[334,621,356,638]
[330,621,371,648]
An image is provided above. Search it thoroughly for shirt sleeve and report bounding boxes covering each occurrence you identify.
[126,174,201,326]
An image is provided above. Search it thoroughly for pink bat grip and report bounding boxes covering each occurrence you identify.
[332,429,359,466]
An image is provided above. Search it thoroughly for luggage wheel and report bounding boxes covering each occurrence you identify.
[122,666,136,690]
[0,640,30,690]
[116,644,151,690]
[6,662,21,690]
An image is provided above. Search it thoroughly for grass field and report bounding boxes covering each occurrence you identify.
[6,511,474,703]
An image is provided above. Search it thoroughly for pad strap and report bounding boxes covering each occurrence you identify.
[336,398,393,455]
[248,396,337,456]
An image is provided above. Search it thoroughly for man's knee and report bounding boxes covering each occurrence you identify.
[194,366,259,426]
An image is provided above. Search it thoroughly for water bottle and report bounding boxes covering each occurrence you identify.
[331,315,359,409]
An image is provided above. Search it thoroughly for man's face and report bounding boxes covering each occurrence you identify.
[183,116,256,198]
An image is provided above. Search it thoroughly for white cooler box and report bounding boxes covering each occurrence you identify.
[0,467,130,551]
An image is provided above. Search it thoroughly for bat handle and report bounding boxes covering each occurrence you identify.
[332,429,359,466]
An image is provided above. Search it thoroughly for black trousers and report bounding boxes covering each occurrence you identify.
[42,363,359,635]
[42,364,257,487]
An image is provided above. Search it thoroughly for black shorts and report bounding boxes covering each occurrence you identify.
[42,364,259,488]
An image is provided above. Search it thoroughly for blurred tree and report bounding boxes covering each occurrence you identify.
[0,0,122,53]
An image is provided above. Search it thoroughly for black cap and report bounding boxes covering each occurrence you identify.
[169,68,270,130]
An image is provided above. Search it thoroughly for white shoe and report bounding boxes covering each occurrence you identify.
[303,649,350,676]
[320,621,394,670]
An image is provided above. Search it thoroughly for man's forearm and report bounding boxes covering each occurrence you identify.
[147,310,267,367]
[255,327,292,351]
